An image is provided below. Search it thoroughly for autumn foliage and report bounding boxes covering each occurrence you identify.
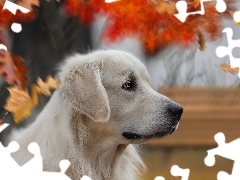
[63,0,236,54]
[0,0,238,123]
[0,50,28,89]
[0,0,237,53]
[4,76,60,123]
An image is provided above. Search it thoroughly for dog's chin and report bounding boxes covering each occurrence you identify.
[122,124,178,144]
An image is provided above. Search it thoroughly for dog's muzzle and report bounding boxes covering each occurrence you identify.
[122,103,183,140]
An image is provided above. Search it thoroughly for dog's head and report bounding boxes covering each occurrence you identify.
[59,50,183,144]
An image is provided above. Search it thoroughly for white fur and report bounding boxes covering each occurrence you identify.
[11,50,181,180]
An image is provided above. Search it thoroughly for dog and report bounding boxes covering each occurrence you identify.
[11,50,183,180]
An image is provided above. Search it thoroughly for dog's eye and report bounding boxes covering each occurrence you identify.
[122,80,137,91]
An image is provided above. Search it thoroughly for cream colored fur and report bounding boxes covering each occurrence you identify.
[11,50,181,180]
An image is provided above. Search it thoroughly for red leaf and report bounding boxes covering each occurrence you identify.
[12,55,28,89]
[0,50,28,89]
[0,50,16,85]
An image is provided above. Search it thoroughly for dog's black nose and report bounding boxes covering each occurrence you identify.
[122,132,141,140]
[169,103,183,116]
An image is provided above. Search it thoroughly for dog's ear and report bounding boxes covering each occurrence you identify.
[61,62,110,122]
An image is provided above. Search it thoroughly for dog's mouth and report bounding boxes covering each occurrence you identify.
[122,124,178,141]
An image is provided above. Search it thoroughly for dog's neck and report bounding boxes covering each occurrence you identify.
[65,111,130,180]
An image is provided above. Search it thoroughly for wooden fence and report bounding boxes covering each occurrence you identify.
[150,87,240,147]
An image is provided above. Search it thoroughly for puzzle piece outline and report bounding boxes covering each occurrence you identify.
[204,132,240,180]
[1,0,240,178]
[0,141,72,179]
[0,0,31,50]
[234,11,240,23]
[2,0,30,32]
[174,0,227,22]
[0,123,92,179]
[215,27,240,78]
[155,165,190,180]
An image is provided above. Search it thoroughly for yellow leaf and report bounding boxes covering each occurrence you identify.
[154,1,176,14]
[4,76,60,124]
[31,84,40,106]
[4,87,34,124]
[45,75,60,90]
[234,21,240,26]
[37,77,51,96]
[37,76,60,96]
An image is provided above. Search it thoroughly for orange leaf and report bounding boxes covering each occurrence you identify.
[4,87,34,124]
[198,32,206,51]
[220,64,239,74]
[0,50,28,89]
[192,0,201,8]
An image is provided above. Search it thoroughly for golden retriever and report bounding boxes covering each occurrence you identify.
[12,50,183,180]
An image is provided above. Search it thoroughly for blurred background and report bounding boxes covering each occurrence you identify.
[0,0,240,179]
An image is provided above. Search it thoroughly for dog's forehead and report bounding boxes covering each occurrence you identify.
[97,50,150,80]
[59,50,150,82]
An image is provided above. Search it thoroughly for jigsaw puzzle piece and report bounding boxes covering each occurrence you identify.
[154,177,165,180]
[174,0,227,22]
[171,165,190,180]
[0,141,20,167]
[215,0,227,12]
[81,175,92,180]
[0,44,7,50]
[59,159,71,173]
[210,160,240,180]
[21,142,42,173]
[204,132,227,167]
[0,141,21,179]
[39,160,71,180]
[174,0,207,22]
[217,171,236,180]
[216,28,234,58]
[2,0,30,14]
[205,132,240,179]
[154,165,190,180]
[174,1,188,22]
[0,123,9,133]
[231,160,240,179]
[16,147,72,180]
[234,11,240,22]
[2,0,30,33]
[205,132,240,166]
[216,28,240,77]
